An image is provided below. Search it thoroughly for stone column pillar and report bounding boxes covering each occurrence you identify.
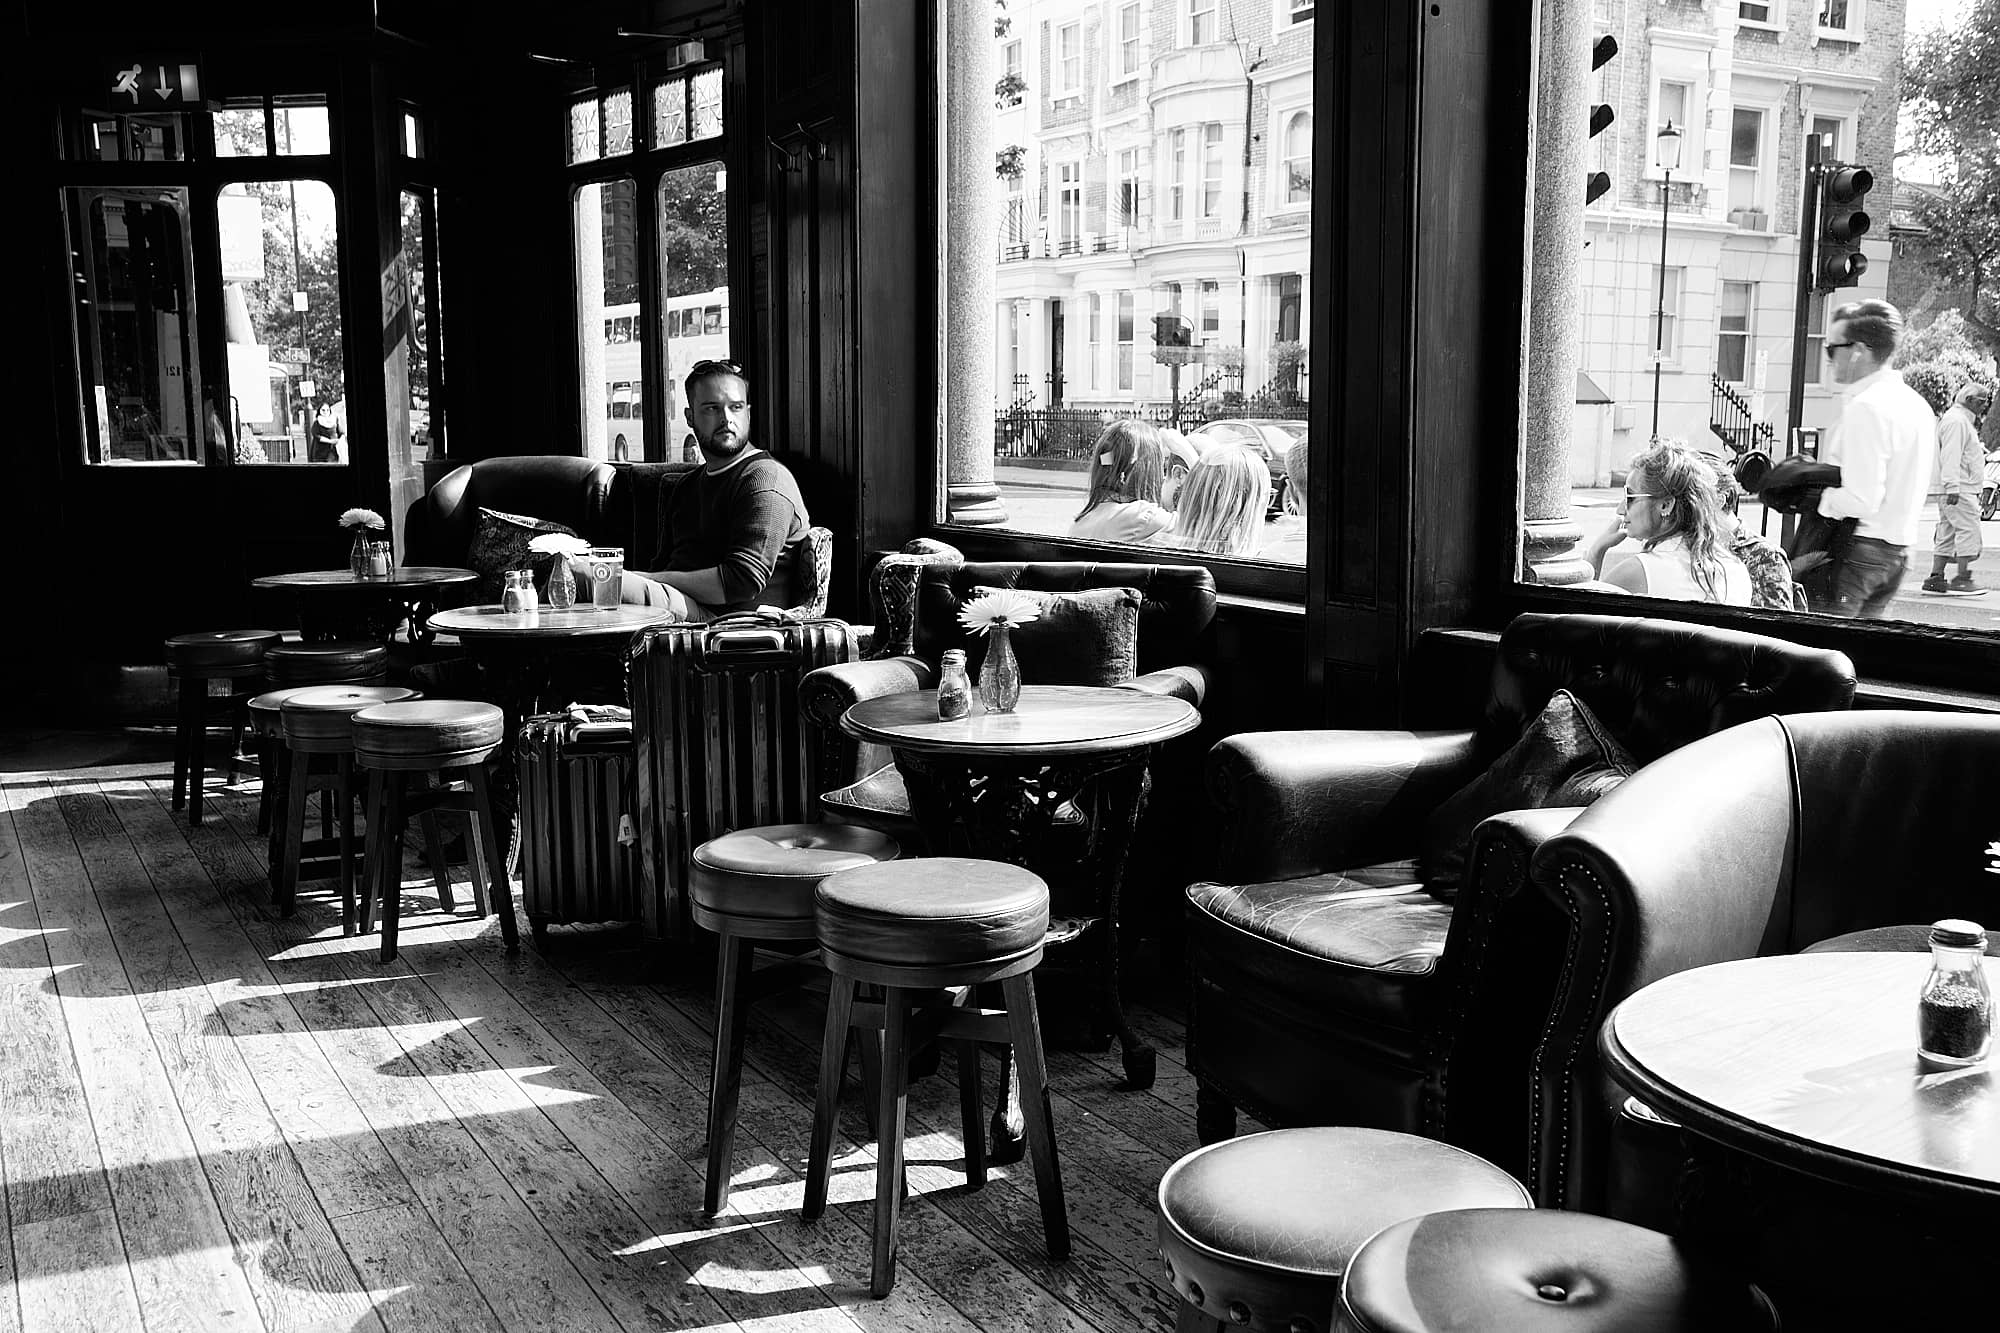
[943,0,1006,524]
[1520,0,1591,584]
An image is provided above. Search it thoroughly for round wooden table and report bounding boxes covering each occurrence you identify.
[252,566,477,643]
[842,684,1200,1091]
[427,604,673,868]
[1601,951,2000,1321]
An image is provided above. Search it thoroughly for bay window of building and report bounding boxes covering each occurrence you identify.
[567,55,732,463]
[949,1,1314,568]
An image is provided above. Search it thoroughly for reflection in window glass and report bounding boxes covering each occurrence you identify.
[399,190,436,459]
[962,1,1309,564]
[576,178,638,460]
[69,188,204,463]
[79,111,189,162]
[215,178,346,464]
[656,162,730,441]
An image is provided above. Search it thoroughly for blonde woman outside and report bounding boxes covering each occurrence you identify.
[1156,446,1270,556]
[1069,420,1174,544]
[1583,441,1752,604]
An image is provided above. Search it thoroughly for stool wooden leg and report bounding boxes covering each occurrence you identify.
[704,933,757,1216]
[358,769,388,937]
[277,750,313,917]
[803,974,859,1221]
[336,755,358,935]
[379,774,405,962]
[465,765,519,952]
[1001,973,1067,1262]
[418,811,457,913]
[185,679,210,825]
[463,806,492,918]
[256,737,277,835]
[870,989,912,1297]
[956,1026,987,1189]
[265,742,290,900]
[171,676,192,812]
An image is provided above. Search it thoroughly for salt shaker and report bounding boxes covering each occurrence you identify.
[502,570,539,615]
[937,649,972,721]
[1918,918,1993,1068]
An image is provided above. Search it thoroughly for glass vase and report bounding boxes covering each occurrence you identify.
[349,531,370,578]
[545,555,577,609]
[979,625,1022,713]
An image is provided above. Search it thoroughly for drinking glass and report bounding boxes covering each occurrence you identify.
[585,547,625,607]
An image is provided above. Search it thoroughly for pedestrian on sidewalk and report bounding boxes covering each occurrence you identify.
[1922,381,1994,597]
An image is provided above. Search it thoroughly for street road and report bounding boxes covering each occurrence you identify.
[989,463,2000,630]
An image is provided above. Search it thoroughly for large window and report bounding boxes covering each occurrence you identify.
[1716,281,1753,384]
[567,58,732,462]
[960,2,1313,567]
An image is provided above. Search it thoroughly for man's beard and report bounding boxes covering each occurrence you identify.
[699,426,748,458]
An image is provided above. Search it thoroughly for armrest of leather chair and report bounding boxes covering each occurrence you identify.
[1205,728,1481,885]
[799,656,941,786]
[1117,663,1211,708]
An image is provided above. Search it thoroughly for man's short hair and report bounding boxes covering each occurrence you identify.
[1956,381,1994,410]
[1829,299,1905,360]
[685,358,748,403]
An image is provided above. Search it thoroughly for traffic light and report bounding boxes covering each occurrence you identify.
[1152,313,1192,347]
[1814,164,1873,291]
[1585,34,1617,205]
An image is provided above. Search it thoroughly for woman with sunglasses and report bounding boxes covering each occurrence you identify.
[1583,441,1752,604]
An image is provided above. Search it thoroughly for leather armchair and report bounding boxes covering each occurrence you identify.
[1184,613,1857,1185]
[799,558,1218,849]
[403,456,629,567]
[1529,709,2000,1213]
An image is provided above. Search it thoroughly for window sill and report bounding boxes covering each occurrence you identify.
[1812,29,1863,45]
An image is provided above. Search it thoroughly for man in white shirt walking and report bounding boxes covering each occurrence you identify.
[1815,299,1935,618]
[1921,381,1994,596]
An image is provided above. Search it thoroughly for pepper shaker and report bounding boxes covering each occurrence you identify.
[1918,918,1993,1068]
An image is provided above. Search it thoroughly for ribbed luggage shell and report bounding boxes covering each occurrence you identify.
[517,716,639,927]
[627,613,857,942]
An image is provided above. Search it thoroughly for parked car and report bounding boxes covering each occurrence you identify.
[1186,418,1306,479]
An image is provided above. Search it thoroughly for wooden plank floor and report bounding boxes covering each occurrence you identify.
[0,736,1204,1332]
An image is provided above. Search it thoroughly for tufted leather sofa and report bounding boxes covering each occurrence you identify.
[1530,709,2000,1213]
[1184,613,1857,1198]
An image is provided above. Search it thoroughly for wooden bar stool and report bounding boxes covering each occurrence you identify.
[248,686,329,837]
[276,685,418,930]
[1337,1208,1777,1332]
[804,856,1066,1298]
[690,822,901,1216]
[264,640,390,687]
[165,629,280,826]
[350,700,518,961]
[1156,1128,1532,1333]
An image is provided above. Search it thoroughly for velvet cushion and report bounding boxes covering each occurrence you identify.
[1419,690,1636,900]
[465,506,580,603]
[966,584,1142,687]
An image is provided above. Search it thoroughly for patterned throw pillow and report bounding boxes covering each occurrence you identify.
[965,584,1143,687]
[1417,689,1637,901]
[465,507,579,603]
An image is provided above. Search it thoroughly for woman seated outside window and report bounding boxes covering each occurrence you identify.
[1707,454,1803,610]
[1583,441,1752,604]
[1155,445,1270,557]
[1069,420,1174,544]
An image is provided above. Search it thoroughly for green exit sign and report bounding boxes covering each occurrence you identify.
[104,57,205,110]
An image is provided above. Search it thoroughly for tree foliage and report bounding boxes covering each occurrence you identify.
[1899,309,1997,416]
[658,164,729,296]
[1902,0,2000,348]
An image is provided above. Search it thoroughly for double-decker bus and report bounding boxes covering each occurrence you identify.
[600,285,729,460]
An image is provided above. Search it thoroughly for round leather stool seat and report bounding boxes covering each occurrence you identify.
[249,686,345,737]
[1804,923,2000,956]
[1157,1128,1531,1333]
[816,857,1048,982]
[265,640,390,685]
[692,824,901,935]
[280,686,420,752]
[165,630,281,676]
[350,701,505,770]
[1338,1208,1776,1333]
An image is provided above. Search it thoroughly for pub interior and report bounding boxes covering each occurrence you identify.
[9,1,1999,1330]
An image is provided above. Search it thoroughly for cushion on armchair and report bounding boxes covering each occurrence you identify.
[966,584,1142,686]
[1418,690,1636,900]
[465,507,581,603]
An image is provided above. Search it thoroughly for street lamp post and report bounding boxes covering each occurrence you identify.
[1651,120,1683,442]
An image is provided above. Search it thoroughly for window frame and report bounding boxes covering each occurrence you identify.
[1726,102,1774,217]
[1816,0,1864,41]
[1280,109,1313,207]
[1200,122,1226,219]
[1715,280,1754,386]
[1055,22,1082,100]
[1650,265,1685,368]
[1738,1,1782,29]
[1282,0,1317,27]
[1114,3,1143,84]
[1187,0,1219,47]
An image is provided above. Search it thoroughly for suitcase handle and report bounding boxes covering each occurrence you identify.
[703,608,804,661]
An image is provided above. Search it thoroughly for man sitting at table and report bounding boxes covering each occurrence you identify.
[624,359,810,622]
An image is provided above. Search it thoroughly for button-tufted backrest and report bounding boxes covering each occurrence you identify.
[407,457,624,567]
[1486,613,1856,766]
[912,561,1218,676]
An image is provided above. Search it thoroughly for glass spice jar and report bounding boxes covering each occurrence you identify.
[1918,918,1993,1068]
[937,649,972,721]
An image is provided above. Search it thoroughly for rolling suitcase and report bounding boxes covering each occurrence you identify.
[627,610,860,943]
[516,705,640,941]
